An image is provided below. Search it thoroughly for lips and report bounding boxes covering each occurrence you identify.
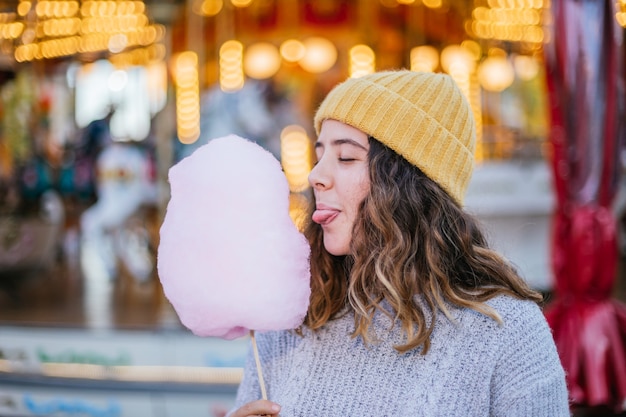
[312,205,340,225]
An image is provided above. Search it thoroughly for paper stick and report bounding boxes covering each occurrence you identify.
[250,329,267,400]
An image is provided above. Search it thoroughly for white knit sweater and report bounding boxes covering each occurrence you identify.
[231,295,570,416]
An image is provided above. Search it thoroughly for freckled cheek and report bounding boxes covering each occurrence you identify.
[358,172,371,198]
[347,176,371,216]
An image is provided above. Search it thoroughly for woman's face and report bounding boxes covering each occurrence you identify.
[309,119,371,256]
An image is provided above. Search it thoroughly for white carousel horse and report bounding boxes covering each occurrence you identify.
[80,142,158,284]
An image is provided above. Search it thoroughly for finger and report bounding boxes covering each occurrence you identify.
[233,400,281,417]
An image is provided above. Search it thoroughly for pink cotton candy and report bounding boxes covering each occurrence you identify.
[157,135,311,339]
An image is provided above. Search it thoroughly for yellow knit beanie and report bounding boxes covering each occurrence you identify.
[313,70,476,205]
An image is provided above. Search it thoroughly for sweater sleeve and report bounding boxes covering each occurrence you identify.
[489,300,571,417]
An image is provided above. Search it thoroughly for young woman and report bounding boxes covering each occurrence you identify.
[229,70,570,417]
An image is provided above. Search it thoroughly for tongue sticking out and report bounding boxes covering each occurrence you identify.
[312,209,339,225]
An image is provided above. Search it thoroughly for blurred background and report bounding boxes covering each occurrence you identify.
[0,0,625,416]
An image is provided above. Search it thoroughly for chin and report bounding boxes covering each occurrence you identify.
[323,238,350,256]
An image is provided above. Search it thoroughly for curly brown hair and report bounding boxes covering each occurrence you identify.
[303,137,542,354]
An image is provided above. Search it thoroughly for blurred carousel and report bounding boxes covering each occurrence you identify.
[0,0,625,416]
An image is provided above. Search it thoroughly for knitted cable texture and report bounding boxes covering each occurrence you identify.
[231,295,570,417]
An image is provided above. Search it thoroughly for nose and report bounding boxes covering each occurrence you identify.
[308,160,329,190]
